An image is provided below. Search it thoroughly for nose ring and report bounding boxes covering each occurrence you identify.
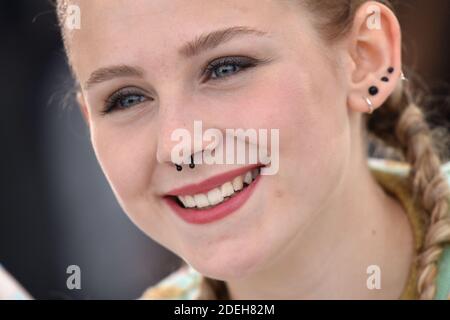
[174,155,196,171]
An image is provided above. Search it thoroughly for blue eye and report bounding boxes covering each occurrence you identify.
[102,88,149,115]
[118,94,146,108]
[211,64,240,79]
[205,56,258,81]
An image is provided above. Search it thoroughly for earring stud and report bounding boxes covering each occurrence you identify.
[368,86,379,96]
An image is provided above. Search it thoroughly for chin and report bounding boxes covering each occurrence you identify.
[183,238,275,281]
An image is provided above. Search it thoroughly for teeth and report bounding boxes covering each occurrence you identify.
[175,168,261,209]
[194,194,210,208]
[207,188,224,206]
[244,171,252,184]
[178,196,188,208]
[221,182,235,198]
[184,195,196,208]
[232,175,244,192]
[251,168,259,179]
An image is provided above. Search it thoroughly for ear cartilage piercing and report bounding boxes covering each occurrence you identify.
[387,67,394,73]
[364,97,374,114]
[189,155,195,169]
[381,76,389,82]
[368,86,379,96]
[175,164,183,171]
[401,72,408,81]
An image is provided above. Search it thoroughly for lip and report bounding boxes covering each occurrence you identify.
[165,164,262,196]
[164,172,262,224]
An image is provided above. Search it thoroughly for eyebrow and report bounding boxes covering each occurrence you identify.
[83,26,268,90]
[179,26,268,58]
[84,65,144,90]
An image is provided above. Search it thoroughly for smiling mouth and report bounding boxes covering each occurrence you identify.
[168,167,261,210]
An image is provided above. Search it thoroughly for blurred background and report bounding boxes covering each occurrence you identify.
[0,0,450,299]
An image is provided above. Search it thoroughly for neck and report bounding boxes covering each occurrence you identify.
[226,142,414,300]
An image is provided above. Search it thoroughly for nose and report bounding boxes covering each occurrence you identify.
[155,95,214,168]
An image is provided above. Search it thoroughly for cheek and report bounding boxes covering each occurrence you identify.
[89,122,182,252]
[208,56,350,215]
[224,60,351,277]
[90,122,158,212]
[243,57,351,226]
[234,60,349,166]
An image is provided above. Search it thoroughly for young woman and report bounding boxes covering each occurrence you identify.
[48,0,450,300]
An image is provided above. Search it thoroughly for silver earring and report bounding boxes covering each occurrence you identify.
[401,72,408,81]
[364,97,374,114]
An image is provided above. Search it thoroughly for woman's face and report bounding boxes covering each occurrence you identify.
[70,0,353,280]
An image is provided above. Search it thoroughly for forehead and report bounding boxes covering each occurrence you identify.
[66,0,305,81]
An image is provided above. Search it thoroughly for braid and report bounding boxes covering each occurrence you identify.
[368,74,450,299]
[397,104,450,299]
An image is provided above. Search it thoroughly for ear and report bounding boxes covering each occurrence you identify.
[346,1,402,114]
[76,91,90,128]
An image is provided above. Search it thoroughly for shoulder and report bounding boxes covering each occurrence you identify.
[139,265,203,300]
[368,157,450,181]
[0,264,32,300]
[368,158,412,176]
[434,161,450,299]
[436,246,450,300]
[442,161,450,186]
[368,158,450,300]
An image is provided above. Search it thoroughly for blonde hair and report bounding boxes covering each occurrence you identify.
[54,0,450,300]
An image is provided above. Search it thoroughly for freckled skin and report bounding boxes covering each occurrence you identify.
[68,0,410,294]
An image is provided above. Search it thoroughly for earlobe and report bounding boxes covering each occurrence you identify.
[76,91,90,127]
[346,1,402,114]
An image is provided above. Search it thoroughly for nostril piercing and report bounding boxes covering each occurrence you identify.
[189,155,195,169]
[176,155,196,171]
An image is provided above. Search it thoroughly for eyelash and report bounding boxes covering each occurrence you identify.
[202,56,259,82]
[102,88,149,115]
[101,56,262,115]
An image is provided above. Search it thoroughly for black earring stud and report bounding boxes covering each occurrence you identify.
[387,67,394,74]
[189,155,195,169]
[381,76,389,82]
[368,86,379,96]
[175,164,183,171]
